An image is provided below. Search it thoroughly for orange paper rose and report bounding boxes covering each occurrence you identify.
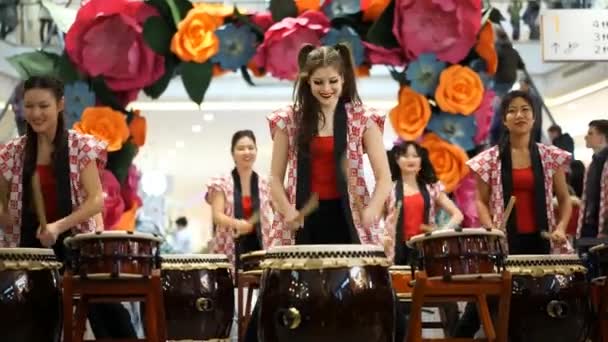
[74,107,129,152]
[435,65,484,116]
[356,64,371,78]
[171,5,224,63]
[129,110,146,147]
[475,22,497,75]
[296,0,321,13]
[420,133,469,192]
[389,86,431,140]
[363,0,391,22]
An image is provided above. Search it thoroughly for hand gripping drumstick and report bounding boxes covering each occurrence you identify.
[296,193,320,222]
[31,172,48,231]
[498,196,516,231]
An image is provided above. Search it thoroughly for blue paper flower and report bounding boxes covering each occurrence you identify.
[64,81,95,130]
[323,0,360,19]
[406,53,446,96]
[427,112,477,151]
[321,26,365,66]
[211,23,257,71]
[469,59,493,88]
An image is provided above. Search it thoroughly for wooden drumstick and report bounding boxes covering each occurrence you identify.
[31,172,47,231]
[247,211,260,226]
[498,196,516,231]
[296,193,319,221]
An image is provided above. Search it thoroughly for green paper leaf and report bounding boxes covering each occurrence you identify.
[173,0,193,19]
[181,61,213,106]
[107,141,139,185]
[90,77,124,111]
[366,0,399,49]
[56,52,81,83]
[143,16,173,55]
[145,0,173,22]
[269,0,297,22]
[233,7,265,39]
[6,51,61,79]
[144,57,177,99]
[240,65,255,86]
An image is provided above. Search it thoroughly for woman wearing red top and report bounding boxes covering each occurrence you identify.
[0,76,136,339]
[205,130,273,269]
[388,141,463,266]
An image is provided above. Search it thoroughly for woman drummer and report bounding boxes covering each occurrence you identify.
[453,89,572,337]
[0,75,137,339]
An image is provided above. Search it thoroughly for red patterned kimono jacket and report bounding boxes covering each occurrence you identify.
[0,131,107,247]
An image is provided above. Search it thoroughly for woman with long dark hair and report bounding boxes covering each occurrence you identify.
[205,129,274,268]
[0,75,136,339]
[453,90,572,337]
[388,141,463,265]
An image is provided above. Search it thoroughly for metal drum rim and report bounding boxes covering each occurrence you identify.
[407,228,506,247]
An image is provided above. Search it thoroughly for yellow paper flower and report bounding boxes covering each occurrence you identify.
[435,65,484,115]
[74,107,129,152]
[389,86,431,140]
[171,5,224,63]
[420,133,469,192]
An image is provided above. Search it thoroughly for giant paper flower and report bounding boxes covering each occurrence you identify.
[74,107,130,152]
[101,169,125,229]
[469,59,494,89]
[321,26,365,66]
[453,172,479,227]
[420,133,469,192]
[362,42,406,66]
[171,4,224,63]
[427,112,477,151]
[435,65,484,115]
[389,86,431,140]
[475,21,497,75]
[251,12,274,31]
[253,11,329,80]
[64,81,95,130]
[296,0,321,13]
[473,89,496,145]
[65,0,165,106]
[211,23,258,71]
[405,53,446,96]
[393,0,481,64]
[129,110,147,147]
[121,165,142,210]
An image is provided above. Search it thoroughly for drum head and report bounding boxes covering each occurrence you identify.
[161,253,231,270]
[266,244,384,254]
[0,248,61,269]
[0,247,56,257]
[65,230,163,246]
[240,250,266,259]
[262,244,388,270]
[505,254,586,276]
[407,228,505,247]
[590,243,607,254]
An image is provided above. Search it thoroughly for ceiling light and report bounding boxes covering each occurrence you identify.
[175,140,185,148]
[191,124,202,133]
[203,113,215,121]
[141,170,168,197]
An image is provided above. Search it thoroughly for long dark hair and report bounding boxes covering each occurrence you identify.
[293,43,360,151]
[21,76,72,243]
[230,130,257,153]
[388,141,438,185]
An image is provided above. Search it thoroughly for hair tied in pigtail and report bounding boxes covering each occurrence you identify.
[297,44,316,71]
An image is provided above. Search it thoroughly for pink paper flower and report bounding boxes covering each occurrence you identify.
[65,0,165,106]
[121,165,142,209]
[362,42,406,66]
[253,11,330,80]
[251,11,274,31]
[453,172,479,227]
[393,0,481,64]
[473,89,496,145]
[101,170,125,229]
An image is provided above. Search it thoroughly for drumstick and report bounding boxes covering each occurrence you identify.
[247,211,260,226]
[296,193,319,221]
[31,172,47,231]
[498,196,516,231]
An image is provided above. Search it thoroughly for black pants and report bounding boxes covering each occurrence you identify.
[88,303,137,338]
[452,232,549,338]
[244,199,407,342]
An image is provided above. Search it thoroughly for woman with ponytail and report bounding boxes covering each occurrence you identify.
[388,141,463,265]
[0,75,136,339]
[453,90,572,337]
[266,43,394,254]
[205,130,274,269]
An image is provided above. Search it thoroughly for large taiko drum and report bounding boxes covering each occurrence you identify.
[161,254,234,341]
[590,243,608,281]
[0,248,63,342]
[407,228,506,280]
[390,265,415,300]
[240,250,266,273]
[258,244,394,342]
[65,231,162,279]
[506,254,591,342]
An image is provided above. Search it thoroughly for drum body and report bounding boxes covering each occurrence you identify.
[408,228,506,279]
[590,243,608,280]
[66,231,162,278]
[258,245,394,342]
[161,254,234,341]
[0,248,62,342]
[240,250,266,273]
[506,255,591,342]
